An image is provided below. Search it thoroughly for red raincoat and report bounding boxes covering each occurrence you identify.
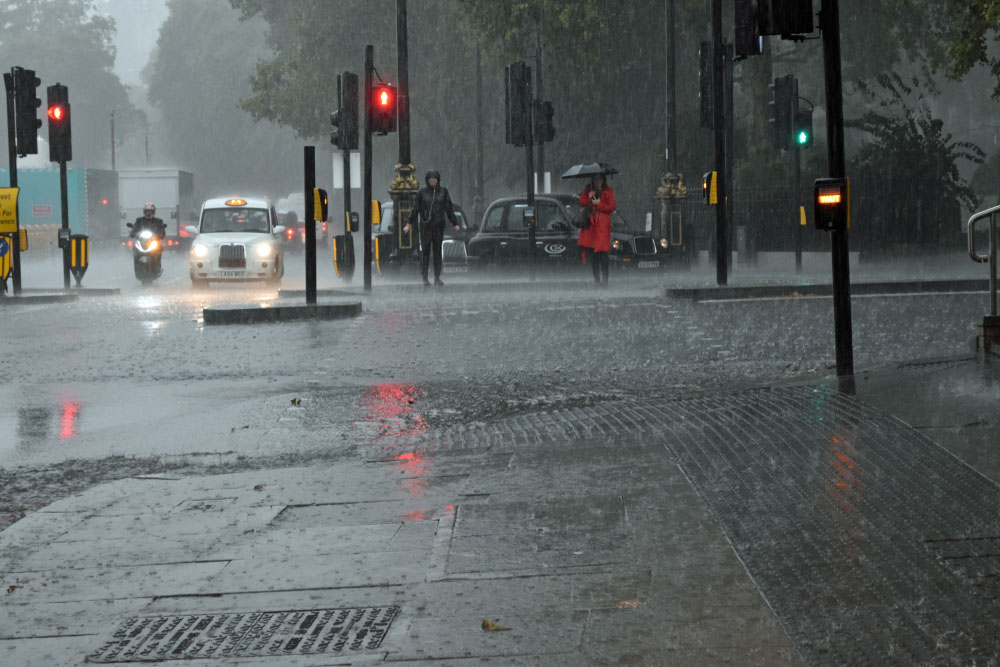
[578,185,615,253]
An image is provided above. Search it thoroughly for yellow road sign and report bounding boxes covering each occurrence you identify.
[0,187,19,234]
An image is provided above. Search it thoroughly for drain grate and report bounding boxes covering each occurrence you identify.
[88,606,399,663]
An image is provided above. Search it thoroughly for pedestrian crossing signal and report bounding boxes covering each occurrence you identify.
[702,171,718,205]
[814,178,849,231]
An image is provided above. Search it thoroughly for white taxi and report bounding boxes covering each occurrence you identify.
[187,197,285,287]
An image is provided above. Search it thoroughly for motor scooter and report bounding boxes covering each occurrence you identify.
[127,222,164,285]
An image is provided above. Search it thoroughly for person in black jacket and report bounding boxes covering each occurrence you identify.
[131,202,166,239]
[403,170,460,286]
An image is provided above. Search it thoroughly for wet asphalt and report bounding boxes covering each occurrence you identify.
[1,247,998,665]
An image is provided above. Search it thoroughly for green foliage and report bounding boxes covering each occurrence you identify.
[0,0,142,166]
[145,0,302,196]
[848,74,984,249]
[933,0,1000,96]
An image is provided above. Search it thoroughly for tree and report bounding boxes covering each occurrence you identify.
[0,0,143,167]
[847,73,984,251]
[934,0,1000,96]
[145,0,302,197]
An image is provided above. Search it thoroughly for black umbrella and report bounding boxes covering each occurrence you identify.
[560,162,619,179]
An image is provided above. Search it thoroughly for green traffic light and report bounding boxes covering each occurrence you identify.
[798,131,809,145]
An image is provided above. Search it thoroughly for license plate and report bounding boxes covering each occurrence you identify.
[219,270,245,278]
[638,261,660,269]
[442,265,469,273]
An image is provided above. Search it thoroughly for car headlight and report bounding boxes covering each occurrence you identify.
[255,242,275,258]
[612,239,622,251]
[192,243,209,258]
[660,237,669,249]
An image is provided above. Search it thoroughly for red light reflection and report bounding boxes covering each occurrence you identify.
[60,401,80,439]
[362,383,428,446]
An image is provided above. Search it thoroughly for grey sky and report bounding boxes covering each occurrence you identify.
[95,0,169,87]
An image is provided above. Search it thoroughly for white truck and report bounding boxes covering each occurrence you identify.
[119,168,196,248]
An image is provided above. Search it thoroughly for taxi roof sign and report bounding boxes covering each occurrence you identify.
[225,198,248,206]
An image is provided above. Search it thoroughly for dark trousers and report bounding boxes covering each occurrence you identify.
[587,249,609,284]
[420,223,444,281]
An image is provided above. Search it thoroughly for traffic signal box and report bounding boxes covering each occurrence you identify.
[814,178,849,231]
[769,75,795,150]
[370,83,397,135]
[702,171,718,205]
[794,108,813,148]
[312,188,328,222]
[46,83,71,163]
[737,0,814,59]
[505,62,531,146]
[14,68,41,157]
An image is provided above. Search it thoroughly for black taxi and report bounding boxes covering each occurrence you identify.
[467,194,667,270]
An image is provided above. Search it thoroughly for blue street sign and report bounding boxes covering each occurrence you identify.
[0,237,10,257]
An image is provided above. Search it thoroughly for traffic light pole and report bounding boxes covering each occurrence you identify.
[794,145,802,272]
[820,0,854,386]
[60,159,69,288]
[304,146,317,305]
[711,0,728,285]
[337,76,353,264]
[4,72,20,294]
[363,45,374,293]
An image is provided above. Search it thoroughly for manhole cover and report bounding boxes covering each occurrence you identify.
[88,606,400,663]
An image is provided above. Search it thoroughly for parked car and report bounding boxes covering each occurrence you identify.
[467,194,667,270]
[374,201,472,274]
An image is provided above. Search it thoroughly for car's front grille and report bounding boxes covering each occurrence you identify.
[218,244,246,267]
[633,236,656,255]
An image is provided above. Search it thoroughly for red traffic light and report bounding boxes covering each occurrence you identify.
[376,86,393,108]
[47,105,64,121]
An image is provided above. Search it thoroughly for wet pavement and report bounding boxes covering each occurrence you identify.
[1,249,999,665]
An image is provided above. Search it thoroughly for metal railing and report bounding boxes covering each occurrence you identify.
[968,204,1000,316]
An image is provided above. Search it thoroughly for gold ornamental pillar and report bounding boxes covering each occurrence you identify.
[656,171,688,252]
[390,162,420,257]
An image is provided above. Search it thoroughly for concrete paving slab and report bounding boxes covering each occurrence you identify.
[0,635,96,667]
[203,301,362,325]
[0,293,78,305]
[0,598,153,639]
[2,560,229,604]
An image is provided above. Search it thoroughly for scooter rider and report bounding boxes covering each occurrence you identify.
[403,170,460,286]
[132,203,166,239]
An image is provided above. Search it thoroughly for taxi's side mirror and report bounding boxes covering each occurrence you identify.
[273,226,286,235]
[185,225,199,235]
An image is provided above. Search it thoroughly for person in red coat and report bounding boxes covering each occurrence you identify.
[578,173,615,284]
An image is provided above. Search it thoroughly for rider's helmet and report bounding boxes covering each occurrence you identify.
[143,202,156,216]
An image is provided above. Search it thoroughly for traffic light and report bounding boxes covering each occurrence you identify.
[504,61,531,146]
[14,67,41,157]
[369,83,397,135]
[794,107,813,148]
[734,0,763,59]
[533,100,555,144]
[768,74,795,150]
[758,0,814,37]
[341,72,359,150]
[312,188,328,222]
[814,178,849,231]
[330,109,343,149]
[46,83,71,163]
[699,42,712,130]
